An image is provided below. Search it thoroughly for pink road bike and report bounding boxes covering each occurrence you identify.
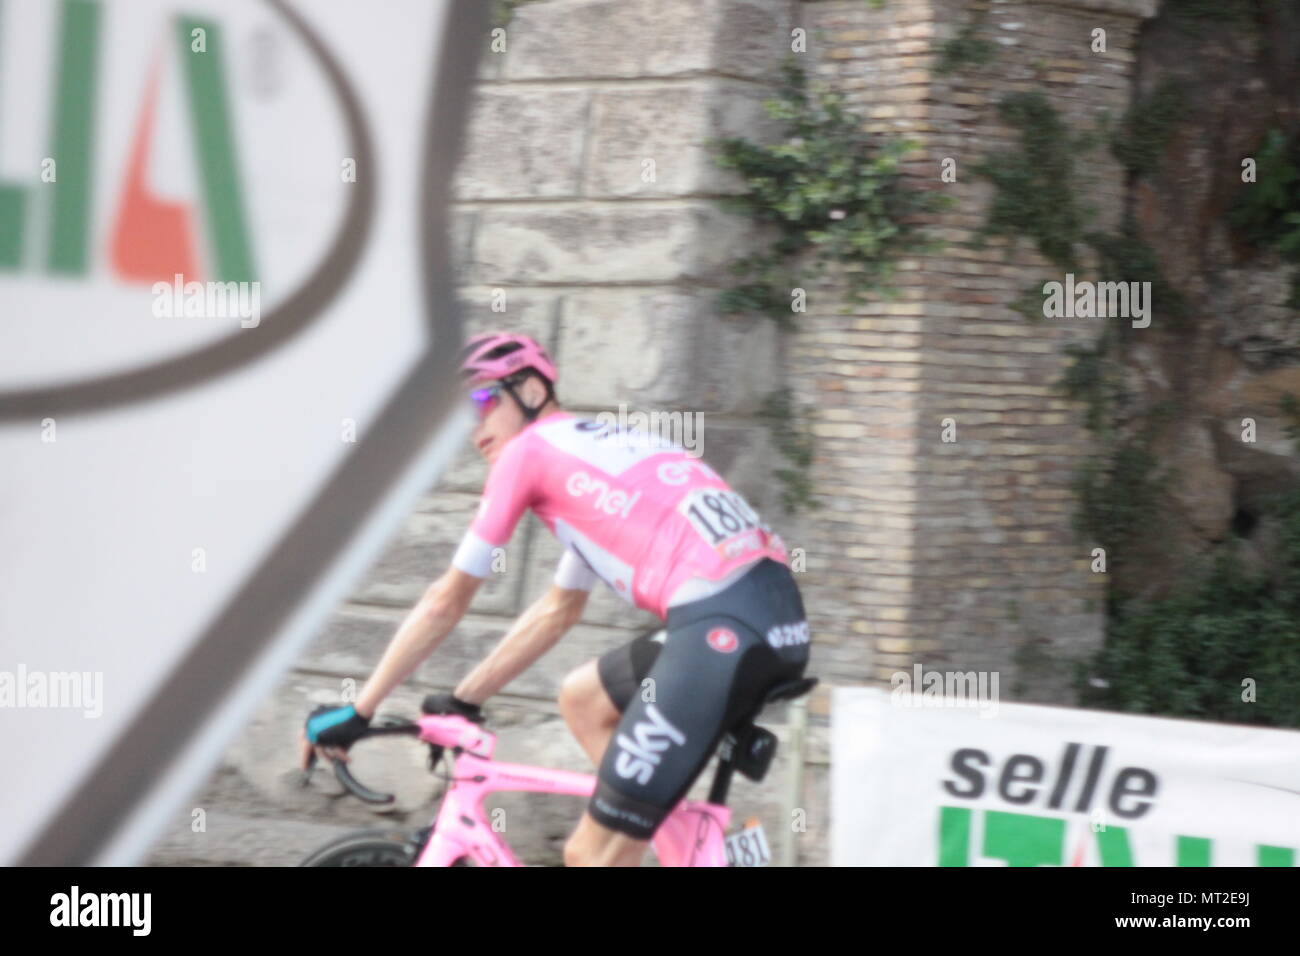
[299,675,817,867]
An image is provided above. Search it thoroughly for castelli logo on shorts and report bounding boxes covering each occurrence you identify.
[706,627,739,653]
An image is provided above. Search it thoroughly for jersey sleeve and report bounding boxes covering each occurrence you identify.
[451,434,536,579]
[553,547,599,592]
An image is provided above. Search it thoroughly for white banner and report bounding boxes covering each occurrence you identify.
[1,0,482,864]
[832,687,1300,866]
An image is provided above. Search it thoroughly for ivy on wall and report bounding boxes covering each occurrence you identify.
[936,3,996,75]
[1086,223,1190,328]
[1166,0,1260,34]
[1282,393,1300,447]
[976,90,1300,729]
[973,92,1096,271]
[1077,488,1300,729]
[1111,79,1187,177]
[757,388,820,514]
[1231,127,1300,307]
[710,59,945,324]
[710,58,946,515]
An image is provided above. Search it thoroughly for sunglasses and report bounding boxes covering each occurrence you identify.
[469,384,502,419]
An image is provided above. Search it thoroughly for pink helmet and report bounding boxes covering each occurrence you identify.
[458,332,558,387]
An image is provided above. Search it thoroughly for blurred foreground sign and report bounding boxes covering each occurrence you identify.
[832,687,1300,866]
[0,0,483,863]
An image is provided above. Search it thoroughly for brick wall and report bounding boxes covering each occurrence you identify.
[789,0,1155,702]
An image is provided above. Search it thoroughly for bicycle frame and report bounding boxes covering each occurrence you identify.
[412,713,733,867]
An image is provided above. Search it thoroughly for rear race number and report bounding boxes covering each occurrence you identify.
[725,824,772,867]
[678,488,771,559]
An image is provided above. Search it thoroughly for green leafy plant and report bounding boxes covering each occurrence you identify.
[972,92,1096,269]
[711,60,946,323]
[977,96,1177,570]
[936,4,995,75]
[1061,329,1171,565]
[1077,489,1300,729]
[1086,219,1189,328]
[1111,79,1186,176]
[1231,128,1300,308]
[1166,0,1259,35]
[1231,130,1300,241]
[1009,280,1055,322]
[971,32,1300,730]
[975,89,1188,308]
[758,387,820,514]
[1232,129,1300,242]
[1280,393,1300,452]
[1060,331,1124,436]
[1070,434,1168,566]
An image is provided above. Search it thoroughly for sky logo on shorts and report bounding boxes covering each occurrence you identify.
[613,704,686,785]
[706,627,739,653]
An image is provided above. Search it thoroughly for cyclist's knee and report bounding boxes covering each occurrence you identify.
[562,833,587,867]
[558,661,609,724]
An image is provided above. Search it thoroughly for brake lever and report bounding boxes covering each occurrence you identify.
[321,717,421,804]
[300,714,430,800]
[332,757,396,805]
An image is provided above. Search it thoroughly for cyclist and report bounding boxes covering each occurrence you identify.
[300,331,811,866]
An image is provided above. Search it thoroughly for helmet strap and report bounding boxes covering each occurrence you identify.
[501,376,544,423]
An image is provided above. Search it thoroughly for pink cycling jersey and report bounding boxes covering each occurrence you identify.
[451,411,789,619]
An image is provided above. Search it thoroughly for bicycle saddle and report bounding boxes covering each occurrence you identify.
[759,676,818,707]
[720,676,819,785]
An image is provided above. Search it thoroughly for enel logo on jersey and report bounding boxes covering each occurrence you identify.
[565,470,642,517]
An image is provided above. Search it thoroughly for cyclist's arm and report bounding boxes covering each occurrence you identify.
[354,566,482,719]
[452,582,591,704]
[355,434,548,716]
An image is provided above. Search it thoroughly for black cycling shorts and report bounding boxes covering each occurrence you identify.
[588,558,810,840]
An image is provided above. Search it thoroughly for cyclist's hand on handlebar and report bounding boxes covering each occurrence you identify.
[421,692,485,724]
[299,704,371,770]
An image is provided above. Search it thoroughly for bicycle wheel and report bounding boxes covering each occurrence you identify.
[298,827,469,867]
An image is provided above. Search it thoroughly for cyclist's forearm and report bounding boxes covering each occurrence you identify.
[455,587,587,704]
[355,570,478,718]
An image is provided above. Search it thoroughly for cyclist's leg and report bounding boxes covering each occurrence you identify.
[583,614,795,845]
[564,630,764,867]
[563,811,650,867]
[559,628,665,768]
[561,630,668,866]
[558,660,620,767]
[571,559,809,864]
